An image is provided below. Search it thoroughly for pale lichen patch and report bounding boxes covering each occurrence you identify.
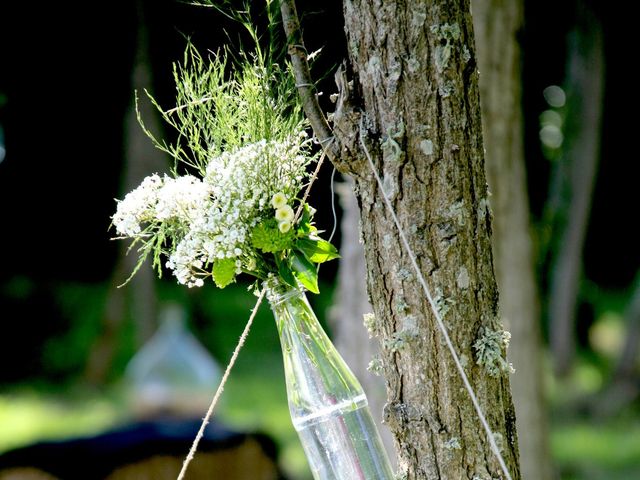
[411,4,427,29]
[448,200,466,226]
[395,296,409,313]
[462,45,471,63]
[401,314,417,331]
[438,80,456,98]
[478,197,491,219]
[431,23,461,73]
[434,287,457,318]
[407,56,421,73]
[444,437,462,450]
[473,326,514,377]
[384,329,418,353]
[363,312,377,337]
[457,266,470,289]
[367,356,384,376]
[397,267,413,281]
[420,139,434,155]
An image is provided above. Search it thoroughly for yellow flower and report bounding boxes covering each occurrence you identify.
[278,221,292,233]
[275,205,294,222]
[271,192,288,209]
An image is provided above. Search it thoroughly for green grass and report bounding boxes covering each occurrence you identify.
[0,392,122,454]
[552,419,640,480]
[4,387,640,480]
[4,281,640,480]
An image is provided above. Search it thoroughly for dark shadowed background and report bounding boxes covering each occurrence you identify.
[0,1,638,479]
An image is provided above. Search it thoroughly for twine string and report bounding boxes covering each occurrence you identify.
[176,289,266,480]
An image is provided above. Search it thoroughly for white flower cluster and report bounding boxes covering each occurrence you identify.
[112,174,163,236]
[113,138,309,287]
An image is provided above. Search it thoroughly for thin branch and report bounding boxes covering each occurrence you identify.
[279,0,338,160]
[164,95,215,115]
[294,147,329,223]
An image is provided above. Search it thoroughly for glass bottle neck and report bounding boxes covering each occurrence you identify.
[264,277,304,306]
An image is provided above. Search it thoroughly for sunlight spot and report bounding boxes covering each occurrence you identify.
[540,125,564,149]
[543,85,566,107]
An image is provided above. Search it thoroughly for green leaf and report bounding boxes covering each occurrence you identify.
[291,250,319,294]
[275,255,297,288]
[296,203,317,236]
[212,258,237,288]
[296,238,340,264]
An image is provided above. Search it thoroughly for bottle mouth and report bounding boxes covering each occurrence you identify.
[263,277,303,305]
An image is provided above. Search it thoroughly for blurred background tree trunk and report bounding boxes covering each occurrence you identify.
[595,272,640,415]
[328,176,396,466]
[612,273,640,387]
[472,1,553,479]
[85,1,163,383]
[548,3,604,377]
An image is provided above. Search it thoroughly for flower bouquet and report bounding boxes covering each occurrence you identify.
[112,43,393,480]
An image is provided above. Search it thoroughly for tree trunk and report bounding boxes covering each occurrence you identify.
[613,273,640,382]
[548,3,603,377]
[329,176,397,466]
[334,1,520,478]
[85,1,161,383]
[595,272,640,416]
[281,0,521,476]
[472,1,553,479]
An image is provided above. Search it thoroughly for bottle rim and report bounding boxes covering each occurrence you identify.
[264,277,304,306]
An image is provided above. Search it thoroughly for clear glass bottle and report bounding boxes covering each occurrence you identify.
[267,281,394,480]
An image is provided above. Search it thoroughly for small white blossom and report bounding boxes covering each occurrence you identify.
[278,221,292,233]
[275,205,294,222]
[271,192,288,209]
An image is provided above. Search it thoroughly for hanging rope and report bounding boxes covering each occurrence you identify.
[177,288,266,480]
[358,119,513,480]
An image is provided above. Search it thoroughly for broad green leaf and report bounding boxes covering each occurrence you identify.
[276,255,297,288]
[296,238,340,263]
[212,258,236,288]
[291,250,319,294]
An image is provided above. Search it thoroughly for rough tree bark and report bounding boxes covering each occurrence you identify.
[472,1,553,479]
[282,1,521,478]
